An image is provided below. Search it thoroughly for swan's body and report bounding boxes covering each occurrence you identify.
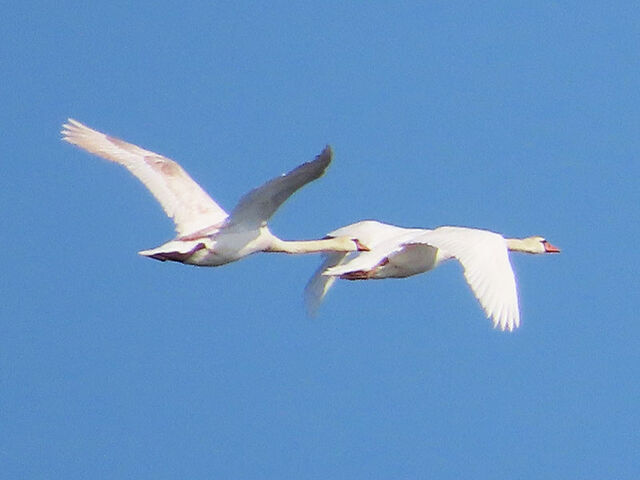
[62,119,366,266]
[305,220,560,331]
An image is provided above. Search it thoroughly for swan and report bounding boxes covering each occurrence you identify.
[61,119,368,266]
[305,220,560,331]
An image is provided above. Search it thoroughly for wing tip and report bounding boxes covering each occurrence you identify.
[491,311,520,332]
[61,118,93,144]
[312,144,333,173]
[319,144,333,160]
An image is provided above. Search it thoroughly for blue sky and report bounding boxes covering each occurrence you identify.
[2,2,639,478]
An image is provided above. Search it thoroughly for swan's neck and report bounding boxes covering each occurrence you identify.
[267,236,359,254]
[506,238,538,254]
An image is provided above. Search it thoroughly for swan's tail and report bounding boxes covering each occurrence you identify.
[138,239,206,263]
[304,252,350,315]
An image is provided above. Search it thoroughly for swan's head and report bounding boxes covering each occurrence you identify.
[507,236,561,254]
[327,235,370,252]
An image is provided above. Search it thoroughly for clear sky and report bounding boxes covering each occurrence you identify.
[2,2,639,478]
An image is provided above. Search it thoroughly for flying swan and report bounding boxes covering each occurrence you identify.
[62,119,368,266]
[305,220,560,331]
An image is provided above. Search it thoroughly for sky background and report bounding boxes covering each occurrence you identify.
[2,2,639,478]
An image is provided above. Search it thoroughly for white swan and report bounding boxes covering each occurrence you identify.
[305,220,560,331]
[62,119,368,266]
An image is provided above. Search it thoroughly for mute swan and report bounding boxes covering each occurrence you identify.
[62,119,367,266]
[305,220,560,331]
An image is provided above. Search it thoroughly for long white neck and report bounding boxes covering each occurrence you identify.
[267,236,360,254]
[506,237,539,253]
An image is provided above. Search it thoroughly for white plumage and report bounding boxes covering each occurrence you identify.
[306,221,560,331]
[62,119,366,266]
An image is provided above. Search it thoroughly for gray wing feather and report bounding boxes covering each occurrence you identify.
[228,146,332,229]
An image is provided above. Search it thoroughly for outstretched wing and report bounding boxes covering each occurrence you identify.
[413,227,520,331]
[304,252,350,316]
[326,220,412,249]
[306,221,422,312]
[322,226,426,277]
[227,146,332,229]
[62,119,228,236]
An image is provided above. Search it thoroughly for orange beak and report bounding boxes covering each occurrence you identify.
[543,241,561,253]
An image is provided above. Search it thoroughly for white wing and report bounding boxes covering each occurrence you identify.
[323,247,396,277]
[227,146,332,229]
[304,222,404,313]
[323,227,427,277]
[326,220,412,250]
[62,119,229,237]
[304,252,350,315]
[305,222,426,312]
[413,227,520,331]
